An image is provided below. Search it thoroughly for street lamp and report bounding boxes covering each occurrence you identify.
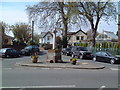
[31,21,34,42]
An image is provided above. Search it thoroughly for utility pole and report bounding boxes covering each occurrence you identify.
[32,21,34,41]
[118,2,120,47]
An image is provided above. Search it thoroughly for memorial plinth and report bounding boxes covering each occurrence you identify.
[47,49,62,63]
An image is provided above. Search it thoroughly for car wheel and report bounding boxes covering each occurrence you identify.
[93,57,96,62]
[72,54,74,58]
[18,54,21,57]
[66,53,68,56]
[110,59,115,64]
[80,55,83,59]
[6,55,10,58]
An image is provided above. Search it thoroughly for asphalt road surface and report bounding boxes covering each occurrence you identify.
[1,51,120,89]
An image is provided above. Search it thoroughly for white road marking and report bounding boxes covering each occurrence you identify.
[53,68,62,70]
[110,68,119,71]
[41,68,50,70]
[3,68,12,70]
[98,85,106,90]
[1,85,76,88]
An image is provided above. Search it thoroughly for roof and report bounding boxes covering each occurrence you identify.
[75,29,87,35]
[103,31,118,39]
[67,32,76,35]
[4,34,14,39]
[67,29,87,36]
[40,31,53,38]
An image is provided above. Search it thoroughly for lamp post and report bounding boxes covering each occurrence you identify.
[118,2,120,47]
[31,21,34,42]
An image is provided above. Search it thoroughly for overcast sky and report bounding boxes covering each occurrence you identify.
[0,2,119,36]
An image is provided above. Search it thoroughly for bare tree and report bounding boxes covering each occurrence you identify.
[74,1,117,47]
[26,2,77,48]
[26,1,116,48]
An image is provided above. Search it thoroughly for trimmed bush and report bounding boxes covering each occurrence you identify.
[114,43,119,49]
[78,43,88,47]
[95,42,100,48]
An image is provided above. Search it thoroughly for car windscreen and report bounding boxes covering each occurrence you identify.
[66,48,71,51]
[12,50,17,52]
[78,47,88,51]
[25,46,32,49]
[0,49,6,53]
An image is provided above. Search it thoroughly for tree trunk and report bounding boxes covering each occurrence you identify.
[90,17,99,47]
[92,29,96,47]
[58,2,68,48]
[118,15,120,47]
[62,20,68,48]
[89,19,96,47]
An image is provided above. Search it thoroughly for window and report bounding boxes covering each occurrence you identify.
[81,36,84,40]
[79,47,88,51]
[47,36,50,40]
[96,52,102,56]
[47,42,50,44]
[102,52,108,56]
[76,36,79,40]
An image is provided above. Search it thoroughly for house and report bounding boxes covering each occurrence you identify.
[39,30,87,46]
[3,34,14,45]
[39,31,53,44]
[96,31,118,42]
[67,29,87,45]
[2,30,14,45]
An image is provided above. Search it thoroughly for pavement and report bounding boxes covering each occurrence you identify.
[16,60,105,69]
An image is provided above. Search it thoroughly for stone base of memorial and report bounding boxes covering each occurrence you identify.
[47,49,62,63]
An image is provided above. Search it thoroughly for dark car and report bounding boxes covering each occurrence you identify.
[20,45,39,56]
[92,52,120,64]
[0,48,20,58]
[71,46,92,59]
[62,48,72,56]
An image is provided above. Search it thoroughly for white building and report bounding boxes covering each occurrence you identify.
[39,31,53,44]
[96,31,118,42]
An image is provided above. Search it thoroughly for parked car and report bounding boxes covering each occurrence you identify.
[20,45,39,56]
[0,48,20,58]
[62,48,72,56]
[71,46,92,59]
[92,52,120,64]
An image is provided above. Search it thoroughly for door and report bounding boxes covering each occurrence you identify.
[101,52,110,63]
[96,52,102,61]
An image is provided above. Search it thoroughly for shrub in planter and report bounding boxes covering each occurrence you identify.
[31,53,38,63]
[70,58,77,65]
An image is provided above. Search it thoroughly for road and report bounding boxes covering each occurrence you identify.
[1,51,120,89]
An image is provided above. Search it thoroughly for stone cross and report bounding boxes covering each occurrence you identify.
[53,29,57,49]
